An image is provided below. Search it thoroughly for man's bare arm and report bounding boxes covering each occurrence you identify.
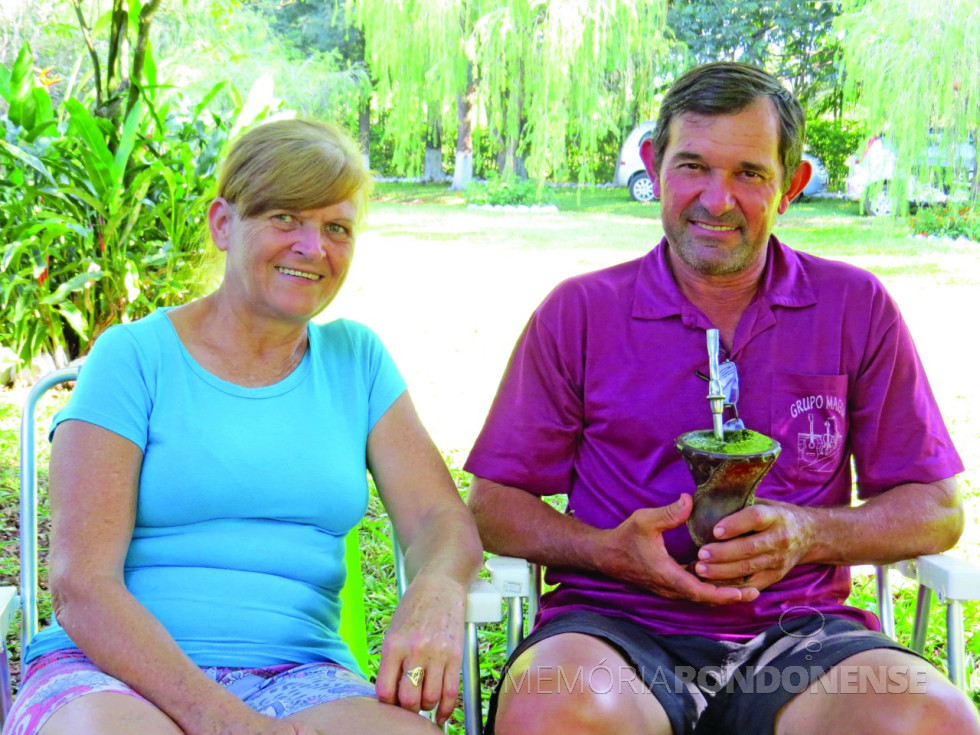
[695,477,964,589]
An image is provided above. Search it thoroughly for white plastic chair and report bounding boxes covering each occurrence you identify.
[876,556,980,689]
[0,367,503,734]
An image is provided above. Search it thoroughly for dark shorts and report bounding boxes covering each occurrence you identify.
[486,610,921,735]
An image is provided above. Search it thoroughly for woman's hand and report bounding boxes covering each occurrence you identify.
[365,394,482,727]
[182,705,320,735]
[374,573,467,727]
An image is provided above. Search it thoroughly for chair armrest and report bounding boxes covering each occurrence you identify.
[465,578,503,624]
[896,554,980,602]
[485,556,533,599]
[0,586,15,640]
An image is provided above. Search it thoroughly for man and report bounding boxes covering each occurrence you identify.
[465,62,980,735]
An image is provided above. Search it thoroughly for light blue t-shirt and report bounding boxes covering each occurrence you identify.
[26,309,406,673]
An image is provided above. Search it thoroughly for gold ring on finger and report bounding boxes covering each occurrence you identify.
[405,666,424,687]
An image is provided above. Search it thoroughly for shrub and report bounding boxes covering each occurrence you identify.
[0,43,276,372]
[805,117,868,192]
[463,171,550,206]
[908,203,980,242]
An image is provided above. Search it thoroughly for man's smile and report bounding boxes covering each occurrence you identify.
[694,222,739,232]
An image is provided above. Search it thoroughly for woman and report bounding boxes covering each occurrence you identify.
[4,119,483,735]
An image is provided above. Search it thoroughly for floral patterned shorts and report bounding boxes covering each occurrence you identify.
[2,648,376,735]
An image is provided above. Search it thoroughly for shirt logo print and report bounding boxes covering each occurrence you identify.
[798,412,843,472]
[789,393,846,473]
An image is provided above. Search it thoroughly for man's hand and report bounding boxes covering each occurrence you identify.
[693,498,817,590]
[374,573,466,727]
[601,494,759,604]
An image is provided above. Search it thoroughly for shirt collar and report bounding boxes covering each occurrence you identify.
[631,235,817,321]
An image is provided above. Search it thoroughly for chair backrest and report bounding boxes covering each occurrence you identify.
[17,366,78,655]
[16,367,371,674]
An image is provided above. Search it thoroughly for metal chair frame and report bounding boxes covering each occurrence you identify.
[876,556,980,689]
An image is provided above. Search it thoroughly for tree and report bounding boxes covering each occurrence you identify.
[353,0,671,187]
[70,0,163,125]
[352,0,475,183]
[247,0,372,164]
[836,0,980,211]
[472,0,670,185]
[666,0,843,114]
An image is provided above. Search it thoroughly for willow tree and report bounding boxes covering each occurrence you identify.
[470,0,670,185]
[352,0,478,183]
[354,0,670,186]
[836,0,980,212]
[668,0,843,114]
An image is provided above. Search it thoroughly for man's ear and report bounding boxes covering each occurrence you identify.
[778,158,812,214]
[639,137,661,198]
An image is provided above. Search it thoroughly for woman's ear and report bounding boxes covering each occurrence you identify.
[208,198,234,252]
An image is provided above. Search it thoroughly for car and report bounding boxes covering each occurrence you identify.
[614,121,656,202]
[614,121,829,201]
[846,133,977,216]
[798,152,829,198]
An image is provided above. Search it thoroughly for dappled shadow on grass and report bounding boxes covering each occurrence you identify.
[372,182,468,206]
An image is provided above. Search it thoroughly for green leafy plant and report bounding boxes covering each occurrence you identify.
[463,171,550,207]
[908,203,980,242]
[805,117,867,192]
[0,43,279,371]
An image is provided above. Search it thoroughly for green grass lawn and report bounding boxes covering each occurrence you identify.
[1,182,978,730]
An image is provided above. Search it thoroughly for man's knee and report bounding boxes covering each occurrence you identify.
[493,635,671,735]
[886,671,980,735]
[778,649,980,735]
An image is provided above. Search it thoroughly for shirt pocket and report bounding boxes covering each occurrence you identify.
[768,372,849,499]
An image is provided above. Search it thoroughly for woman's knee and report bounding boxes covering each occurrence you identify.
[37,692,182,735]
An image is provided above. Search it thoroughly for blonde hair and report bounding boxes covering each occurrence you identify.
[218,118,372,222]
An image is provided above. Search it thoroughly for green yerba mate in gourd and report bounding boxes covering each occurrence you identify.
[680,428,775,456]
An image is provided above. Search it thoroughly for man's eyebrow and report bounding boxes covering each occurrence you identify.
[670,150,706,164]
[738,160,775,176]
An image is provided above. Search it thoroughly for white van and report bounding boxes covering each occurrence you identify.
[845,134,977,216]
[614,121,829,202]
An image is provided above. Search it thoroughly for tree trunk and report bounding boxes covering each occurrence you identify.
[451,84,477,191]
[125,0,163,120]
[497,135,527,180]
[423,148,446,182]
[423,125,446,182]
[358,99,371,171]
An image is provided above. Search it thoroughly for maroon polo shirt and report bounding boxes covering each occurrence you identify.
[465,236,963,640]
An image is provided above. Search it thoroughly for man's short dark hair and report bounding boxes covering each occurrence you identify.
[652,62,805,189]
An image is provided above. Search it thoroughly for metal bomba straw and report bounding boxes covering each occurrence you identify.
[705,329,725,440]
